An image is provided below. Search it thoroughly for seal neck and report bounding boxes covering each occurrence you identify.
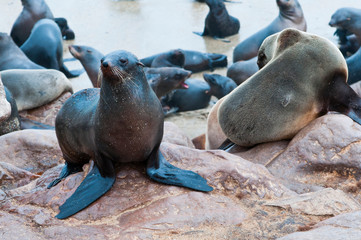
[278,2,303,22]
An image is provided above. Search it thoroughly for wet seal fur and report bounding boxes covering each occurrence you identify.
[20,19,81,78]
[194,0,240,40]
[0,32,44,71]
[233,0,306,62]
[47,50,212,219]
[10,0,74,46]
[216,28,361,148]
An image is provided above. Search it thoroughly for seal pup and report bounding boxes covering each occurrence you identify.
[141,50,227,73]
[54,17,75,40]
[329,8,361,45]
[203,73,236,99]
[217,28,361,148]
[0,32,44,71]
[69,45,104,87]
[233,0,306,62]
[10,0,74,46]
[193,0,240,41]
[47,50,212,219]
[20,19,81,78]
[145,67,191,98]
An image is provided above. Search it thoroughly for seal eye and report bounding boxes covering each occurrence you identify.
[86,50,92,53]
[119,59,128,65]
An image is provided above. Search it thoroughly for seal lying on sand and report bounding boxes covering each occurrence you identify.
[20,19,81,78]
[194,0,240,40]
[47,50,212,219]
[233,0,306,62]
[209,28,361,149]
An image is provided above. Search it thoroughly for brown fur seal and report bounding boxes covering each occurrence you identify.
[233,0,306,62]
[0,32,44,71]
[217,28,361,148]
[47,50,212,219]
[194,0,240,40]
[20,19,81,78]
[10,0,74,46]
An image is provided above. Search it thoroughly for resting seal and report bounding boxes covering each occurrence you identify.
[0,32,44,71]
[227,57,259,85]
[47,50,212,219]
[141,50,227,73]
[20,19,80,78]
[233,0,306,62]
[216,28,361,148]
[10,0,74,46]
[194,0,240,39]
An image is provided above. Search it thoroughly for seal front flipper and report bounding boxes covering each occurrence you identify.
[328,73,361,125]
[47,162,83,189]
[193,26,209,37]
[147,148,213,192]
[59,65,85,78]
[55,164,116,219]
[218,138,235,151]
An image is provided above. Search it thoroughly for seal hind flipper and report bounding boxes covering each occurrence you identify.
[59,65,84,78]
[147,149,213,192]
[328,73,361,125]
[47,162,83,189]
[207,54,228,71]
[55,164,116,219]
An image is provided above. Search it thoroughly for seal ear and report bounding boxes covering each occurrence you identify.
[276,28,302,52]
[137,61,145,67]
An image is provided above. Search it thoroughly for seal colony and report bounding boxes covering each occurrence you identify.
[48,50,212,219]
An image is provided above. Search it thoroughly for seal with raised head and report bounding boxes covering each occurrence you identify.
[69,45,104,87]
[0,32,44,71]
[203,73,236,99]
[233,0,306,62]
[47,50,212,219]
[145,67,191,98]
[20,19,81,78]
[216,28,361,148]
[193,0,240,40]
[10,0,74,46]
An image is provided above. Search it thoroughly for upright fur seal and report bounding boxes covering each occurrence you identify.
[346,48,361,84]
[233,0,306,62]
[10,0,74,46]
[217,28,361,148]
[194,0,240,39]
[20,19,80,78]
[0,32,44,71]
[47,50,212,219]
[141,50,227,73]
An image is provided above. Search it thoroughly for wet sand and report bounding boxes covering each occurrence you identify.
[1,0,360,138]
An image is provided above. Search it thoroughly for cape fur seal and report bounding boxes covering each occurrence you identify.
[20,19,80,78]
[47,50,212,219]
[215,28,361,148]
[233,0,306,62]
[194,0,240,39]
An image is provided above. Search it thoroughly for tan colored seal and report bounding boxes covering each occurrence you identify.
[213,28,361,147]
